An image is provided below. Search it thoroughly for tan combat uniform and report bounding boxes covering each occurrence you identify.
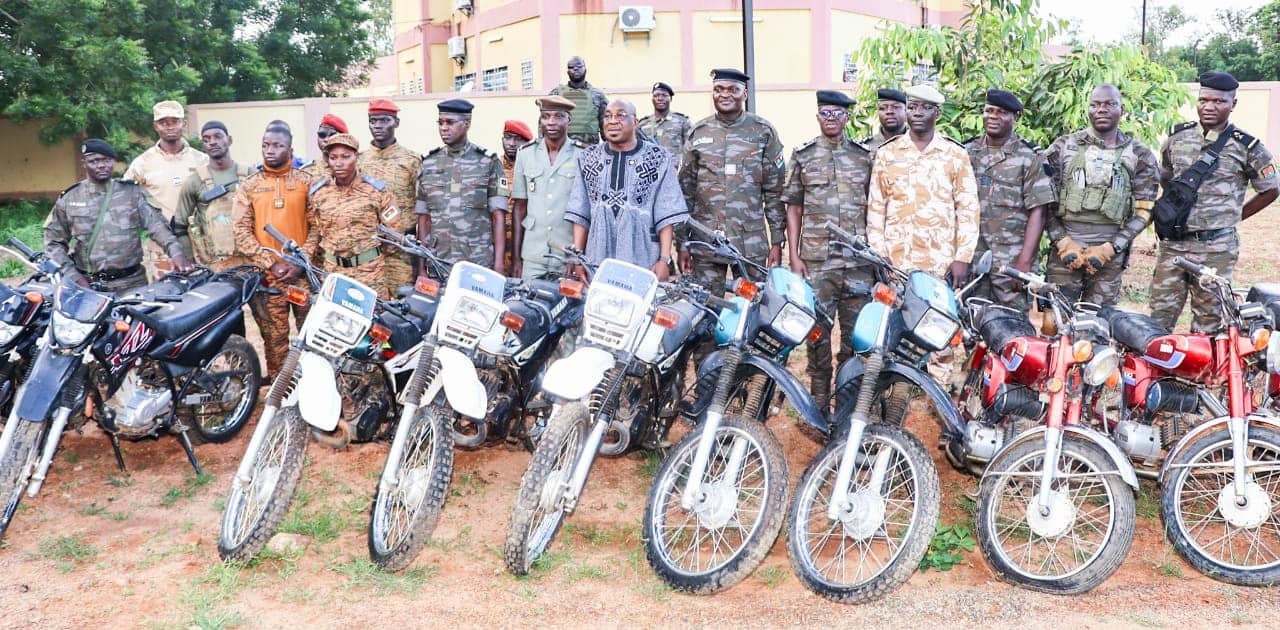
[358,141,420,290]
[123,139,208,279]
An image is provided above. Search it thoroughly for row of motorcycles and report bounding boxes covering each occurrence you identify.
[1,216,1277,602]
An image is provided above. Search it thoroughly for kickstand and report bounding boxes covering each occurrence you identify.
[108,433,127,472]
[177,430,203,476]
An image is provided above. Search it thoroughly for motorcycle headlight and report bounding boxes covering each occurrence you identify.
[1266,330,1280,374]
[770,302,815,346]
[451,296,499,332]
[586,293,636,329]
[913,307,960,351]
[51,310,98,346]
[321,309,364,343]
[1082,346,1121,387]
[0,321,22,346]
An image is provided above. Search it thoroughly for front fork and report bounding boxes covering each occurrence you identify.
[233,343,302,487]
[561,366,628,512]
[1035,336,1074,510]
[378,341,438,496]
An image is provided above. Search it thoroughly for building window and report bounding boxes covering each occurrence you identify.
[520,59,535,90]
[454,73,477,92]
[416,78,424,94]
[482,66,509,92]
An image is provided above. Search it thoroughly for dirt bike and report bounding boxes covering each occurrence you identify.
[218,225,437,562]
[0,238,56,420]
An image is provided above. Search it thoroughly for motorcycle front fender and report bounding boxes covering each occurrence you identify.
[14,349,80,421]
[1158,412,1280,484]
[290,351,342,431]
[996,424,1140,489]
[833,356,965,442]
[541,346,615,402]
[421,345,487,420]
[694,348,830,435]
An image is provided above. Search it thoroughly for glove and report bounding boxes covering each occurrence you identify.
[1081,242,1116,274]
[1056,237,1085,270]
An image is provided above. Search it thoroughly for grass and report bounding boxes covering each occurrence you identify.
[38,533,99,572]
[639,450,663,479]
[919,524,976,572]
[562,563,609,584]
[160,473,216,507]
[0,197,51,279]
[329,557,435,595]
[1135,483,1161,520]
[756,565,788,588]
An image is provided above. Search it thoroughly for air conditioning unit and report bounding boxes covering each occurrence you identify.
[454,0,473,15]
[619,6,656,33]
[448,36,466,61]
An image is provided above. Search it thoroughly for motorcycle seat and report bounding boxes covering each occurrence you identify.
[1246,283,1280,326]
[1101,306,1168,353]
[379,308,429,354]
[127,279,242,340]
[977,306,1036,352]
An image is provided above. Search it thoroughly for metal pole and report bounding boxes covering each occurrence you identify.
[743,0,756,113]
[1140,0,1147,48]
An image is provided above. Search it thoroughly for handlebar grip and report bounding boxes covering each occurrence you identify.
[997,265,1038,284]
[823,221,858,245]
[263,224,289,246]
[706,295,735,311]
[6,237,36,260]
[1172,256,1203,275]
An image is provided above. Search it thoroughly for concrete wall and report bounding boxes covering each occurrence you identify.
[0,119,81,199]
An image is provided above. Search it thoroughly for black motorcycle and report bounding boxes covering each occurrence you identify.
[0,238,56,419]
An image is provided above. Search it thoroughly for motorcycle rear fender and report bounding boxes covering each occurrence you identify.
[14,349,79,421]
[289,350,342,431]
[995,424,1140,489]
[1157,412,1280,484]
[151,308,244,368]
[541,346,615,402]
[833,356,966,441]
[422,345,487,420]
[694,349,830,435]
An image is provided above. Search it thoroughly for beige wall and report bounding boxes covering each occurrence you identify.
[0,119,80,198]
[557,12,683,89]
[830,10,889,84]
[690,10,811,86]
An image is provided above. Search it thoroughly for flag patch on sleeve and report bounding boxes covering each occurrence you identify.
[1261,163,1277,178]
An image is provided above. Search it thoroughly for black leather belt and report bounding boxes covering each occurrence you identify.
[326,246,382,268]
[1162,227,1235,242]
[82,264,143,281]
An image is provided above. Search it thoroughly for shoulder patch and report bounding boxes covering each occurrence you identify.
[1020,138,1041,152]
[637,115,652,124]
[59,182,82,197]
[1229,127,1258,150]
[117,178,140,187]
[238,164,257,178]
[849,139,871,153]
[943,136,965,148]
[424,147,444,157]
[672,111,689,120]
[881,134,906,148]
[361,174,387,191]
[1172,121,1198,135]
[308,178,329,195]
[794,138,818,153]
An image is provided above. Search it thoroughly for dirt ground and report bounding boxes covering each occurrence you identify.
[3,215,1280,628]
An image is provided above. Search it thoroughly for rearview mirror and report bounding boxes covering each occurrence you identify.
[973,250,993,276]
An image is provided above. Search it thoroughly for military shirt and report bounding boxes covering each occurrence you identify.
[305,175,395,261]
[679,111,787,261]
[867,134,981,277]
[174,162,255,269]
[964,133,1057,249]
[232,164,313,269]
[358,141,420,234]
[416,142,509,266]
[863,129,904,150]
[782,136,873,269]
[1161,122,1278,232]
[43,178,183,281]
[301,159,333,182]
[638,112,691,165]
[122,139,209,220]
[512,138,581,269]
[1044,128,1159,245]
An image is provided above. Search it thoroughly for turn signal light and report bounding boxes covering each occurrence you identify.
[1106,371,1121,389]
[807,326,824,343]
[284,286,309,306]
[951,330,964,347]
[113,320,131,333]
[501,311,526,333]
[1253,328,1271,352]
[1072,340,1094,363]
[873,283,897,306]
[24,291,42,304]
[415,276,441,297]
[652,307,680,330]
[559,278,585,299]
[733,278,759,300]
[368,323,392,345]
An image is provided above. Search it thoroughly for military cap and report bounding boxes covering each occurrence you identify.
[200,120,229,135]
[710,68,750,84]
[438,99,474,114]
[652,82,675,96]
[153,100,185,121]
[904,84,945,105]
[536,95,576,112]
[504,120,533,141]
[816,90,855,108]
[1198,72,1239,91]
[876,89,907,104]
[81,138,117,160]
[368,98,400,115]
[321,133,360,152]
[320,113,348,133]
[985,89,1023,113]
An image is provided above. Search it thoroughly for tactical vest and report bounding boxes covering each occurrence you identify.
[189,164,250,263]
[1057,141,1135,225]
[559,86,598,139]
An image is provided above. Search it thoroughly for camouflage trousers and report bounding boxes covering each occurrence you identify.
[1149,231,1238,332]
[339,258,390,300]
[383,251,414,296]
[972,239,1034,313]
[806,267,872,411]
[249,275,311,378]
[1044,243,1127,307]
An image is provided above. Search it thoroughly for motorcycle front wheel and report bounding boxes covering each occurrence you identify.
[368,403,454,571]
[504,402,591,576]
[0,419,47,542]
[643,414,788,594]
[786,423,940,603]
[185,335,261,444]
[1161,425,1280,585]
[976,434,1135,594]
[218,405,308,562]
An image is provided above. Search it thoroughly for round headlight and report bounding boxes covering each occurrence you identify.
[771,302,815,346]
[1083,346,1121,387]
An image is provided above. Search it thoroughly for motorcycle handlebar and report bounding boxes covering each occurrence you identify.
[684,218,720,241]
[1172,256,1206,276]
[705,294,735,311]
[997,265,1047,289]
[823,221,863,249]
[6,237,36,260]
[263,224,291,249]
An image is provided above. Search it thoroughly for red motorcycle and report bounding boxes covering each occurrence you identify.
[963,267,1138,595]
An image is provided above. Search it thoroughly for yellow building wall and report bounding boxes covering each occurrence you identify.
[475,18,541,90]
[429,43,454,93]
[830,10,889,83]
[427,0,453,21]
[186,103,308,166]
[393,0,421,35]
[692,10,810,85]
[0,119,79,197]
[398,44,424,94]
[556,12,682,88]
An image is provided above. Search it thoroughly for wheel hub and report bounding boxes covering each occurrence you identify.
[1218,480,1271,529]
[538,468,568,513]
[838,489,887,541]
[252,466,281,504]
[694,481,737,529]
[1025,488,1075,538]
[397,467,430,510]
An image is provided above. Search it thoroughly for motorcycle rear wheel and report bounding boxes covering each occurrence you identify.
[368,403,454,571]
[187,336,261,445]
[218,405,308,562]
[0,419,46,542]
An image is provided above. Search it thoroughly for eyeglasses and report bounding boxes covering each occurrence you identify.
[817,109,848,120]
[317,130,337,139]
[602,112,631,122]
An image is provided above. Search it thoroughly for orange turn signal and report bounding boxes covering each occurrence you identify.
[652,307,680,331]
[873,283,897,306]
[415,276,441,297]
[1106,371,1121,389]
[284,286,309,306]
[501,311,526,333]
[368,323,392,345]
[807,326,824,343]
[559,278,585,299]
[1253,328,1271,352]
[951,330,964,347]
[733,278,759,300]
[113,320,131,333]
[1071,340,1094,363]
[24,291,43,304]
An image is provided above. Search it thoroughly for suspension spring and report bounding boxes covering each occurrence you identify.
[852,351,885,420]
[402,343,438,407]
[710,347,743,415]
[266,346,303,406]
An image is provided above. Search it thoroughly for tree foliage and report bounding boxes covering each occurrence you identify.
[0,0,376,149]
[849,0,1192,149]
[1139,2,1280,82]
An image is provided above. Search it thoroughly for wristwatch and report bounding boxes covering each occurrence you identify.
[660,256,675,271]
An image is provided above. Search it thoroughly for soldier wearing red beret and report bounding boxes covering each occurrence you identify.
[500,120,534,275]
[358,98,421,292]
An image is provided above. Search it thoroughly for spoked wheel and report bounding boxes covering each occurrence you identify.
[1161,425,1280,585]
[504,403,591,575]
[218,405,308,562]
[643,414,788,594]
[185,336,261,444]
[369,403,454,571]
[0,419,47,542]
[976,434,1136,594]
[786,424,940,603]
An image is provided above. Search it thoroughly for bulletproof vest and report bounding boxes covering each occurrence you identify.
[559,86,598,138]
[189,164,246,262]
[1057,141,1135,225]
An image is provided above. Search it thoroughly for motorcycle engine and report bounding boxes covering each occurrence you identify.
[104,363,172,438]
[1115,420,1162,462]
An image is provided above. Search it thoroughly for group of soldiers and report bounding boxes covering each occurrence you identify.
[40,59,1279,413]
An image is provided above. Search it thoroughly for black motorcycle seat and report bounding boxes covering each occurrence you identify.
[380,308,428,354]
[1246,283,1280,325]
[977,306,1036,352]
[1101,306,1168,353]
[128,279,242,340]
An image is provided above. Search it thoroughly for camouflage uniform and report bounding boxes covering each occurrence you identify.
[122,139,208,280]
[1150,122,1278,331]
[638,112,691,166]
[43,178,184,292]
[964,133,1057,311]
[173,162,255,271]
[301,158,332,181]
[862,129,904,151]
[305,174,397,299]
[416,142,509,272]
[866,135,981,277]
[501,154,518,275]
[549,82,608,144]
[1043,129,1159,306]
[784,135,875,408]
[358,141,420,290]
[679,112,787,288]
[233,163,314,376]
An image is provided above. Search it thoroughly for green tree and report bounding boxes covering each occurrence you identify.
[849,0,1191,148]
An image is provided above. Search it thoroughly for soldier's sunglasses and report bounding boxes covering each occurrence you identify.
[817,109,848,120]
[317,130,337,139]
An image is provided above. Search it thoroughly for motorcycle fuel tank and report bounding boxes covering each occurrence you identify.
[1143,333,1214,381]
[999,335,1052,386]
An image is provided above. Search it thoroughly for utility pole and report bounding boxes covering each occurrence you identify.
[1140,0,1148,47]
[742,0,756,112]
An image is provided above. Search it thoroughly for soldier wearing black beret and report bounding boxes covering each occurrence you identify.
[865,88,908,148]
[639,81,691,167]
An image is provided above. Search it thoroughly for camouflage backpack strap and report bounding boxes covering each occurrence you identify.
[82,179,117,272]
